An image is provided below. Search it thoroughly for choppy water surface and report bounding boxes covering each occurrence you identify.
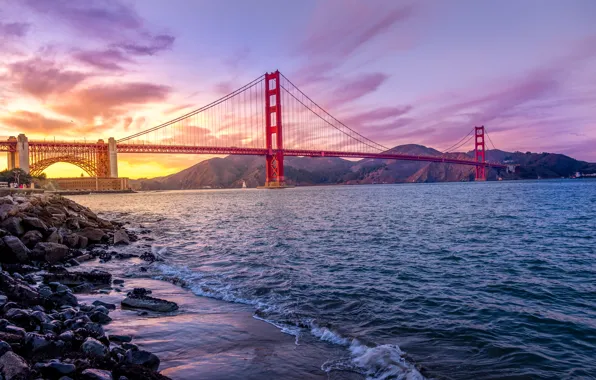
[72,180,596,379]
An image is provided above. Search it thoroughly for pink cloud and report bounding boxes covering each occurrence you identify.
[344,106,413,127]
[73,49,133,71]
[328,73,388,108]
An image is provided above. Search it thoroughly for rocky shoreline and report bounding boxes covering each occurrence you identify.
[0,193,176,380]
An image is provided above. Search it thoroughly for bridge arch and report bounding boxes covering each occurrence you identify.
[29,156,99,177]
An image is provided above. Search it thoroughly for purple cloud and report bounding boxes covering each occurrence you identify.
[118,34,175,56]
[0,22,30,37]
[344,106,413,127]
[5,58,89,99]
[73,48,133,71]
[329,73,389,108]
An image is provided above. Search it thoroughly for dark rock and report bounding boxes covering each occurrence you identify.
[65,217,80,230]
[124,349,160,371]
[24,332,56,357]
[0,204,18,221]
[113,229,130,245]
[22,217,48,234]
[113,364,171,380]
[0,271,41,306]
[2,264,38,275]
[31,242,70,264]
[50,290,78,307]
[78,228,107,243]
[84,322,105,339]
[122,292,178,312]
[0,331,23,344]
[35,361,76,376]
[58,330,75,342]
[130,288,151,297]
[78,236,89,249]
[81,337,108,358]
[0,340,11,356]
[72,283,94,294]
[109,334,132,343]
[93,305,110,315]
[92,300,116,310]
[5,308,34,329]
[0,295,6,307]
[2,236,30,263]
[0,217,24,236]
[21,230,44,249]
[89,311,112,324]
[46,230,64,244]
[0,351,30,380]
[30,310,51,324]
[64,234,80,248]
[76,253,93,262]
[81,368,113,380]
[43,270,112,286]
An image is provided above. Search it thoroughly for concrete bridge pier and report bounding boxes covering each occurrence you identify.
[6,136,17,170]
[108,137,118,178]
[17,134,29,174]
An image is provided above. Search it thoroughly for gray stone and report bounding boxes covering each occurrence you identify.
[124,349,160,371]
[113,229,130,245]
[31,242,69,264]
[0,351,30,380]
[81,368,113,380]
[1,236,30,263]
[78,235,89,248]
[64,233,80,248]
[35,361,76,376]
[0,340,11,356]
[46,230,64,244]
[0,204,18,221]
[81,337,108,358]
[108,334,132,343]
[21,230,43,248]
[78,228,106,243]
[93,305,110,314]
[92,300,116,310]
[122,293,178,312]
[0,217,24,236]
[22,217,48,234]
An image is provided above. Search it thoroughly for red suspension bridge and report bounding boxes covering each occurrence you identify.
[1,71,506,185]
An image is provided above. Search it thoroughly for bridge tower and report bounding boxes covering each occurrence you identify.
[264,71,285,187]
[17,134,30,173]
[474,126,486,181]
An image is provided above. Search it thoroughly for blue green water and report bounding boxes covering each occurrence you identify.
[73,179,596,379]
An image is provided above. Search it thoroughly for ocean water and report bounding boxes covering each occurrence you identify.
[71,179,596,379]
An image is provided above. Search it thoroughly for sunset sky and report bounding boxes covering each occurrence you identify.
[1,0,595,179]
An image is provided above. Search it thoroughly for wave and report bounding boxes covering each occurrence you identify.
[130,261,425,380]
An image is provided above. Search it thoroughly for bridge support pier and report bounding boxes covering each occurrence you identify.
[17,134,30,174]
[108,137,118,178]
[264,70,286,188]
[474,126,486,181]
[6,136,17,170]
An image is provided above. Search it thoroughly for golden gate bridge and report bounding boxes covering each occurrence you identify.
[1,71,506,185]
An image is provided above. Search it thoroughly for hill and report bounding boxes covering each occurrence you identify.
[130,145,596,189]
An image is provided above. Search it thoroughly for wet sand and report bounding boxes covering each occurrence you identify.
[77,277,362,380]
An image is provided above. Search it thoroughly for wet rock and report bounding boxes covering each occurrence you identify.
[122,291,178,313]
[109,334,132,343]
[113,279,124,285]
[113,364,170,380]
[1,236,30,263]
[81,368,113,380]
[21,230,44,249]
[76,253,93,262]
[0,217,24,236]
[50,290,78,307]
[78,235,89,249]
[31,242,69,264]
[24,332,53,355]
[0,295,7,307]
[124,349,160,371]
[0,351,30,379]
[34,361,76,377]
[113,229,130,245]
[22,217,48,234]
[0,340,11,356]
[0,331,23,345]
[64,234,80,248]
[93,305,110,315]
[78,228,107,243]
[72,283,94,294]
[92,300,116,310]
[58,330,75,342]
[81,337,108,359]
[89,311,112,324]
[0,271,41,306]
[43,270,112,286]
[84,322,105,339]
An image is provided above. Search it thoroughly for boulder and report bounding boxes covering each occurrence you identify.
[0,271,41,306]
[0,340,11,356]
[78,228,107,243]
[78,236,89,249]
[21,217,48,234]
[34,361,76,377]
[32,242,69,264]
[0,217,24,236]
[43,270,112,286]
[24,332,53,355]
[49,290,78,307]
[124,349,160,371]
[0,351,30,380]
[64,233,80,248]
[81,337,108,359]
[113,229,130,245]
[2,236,30,263]
[21,230,43,248]
[109,334,132,343]
[81,368,113,380]
[0,204,18,221]
[46,230,64,244]
[92,300,116,310]
[89,311,112,324]
[122,292,178,313]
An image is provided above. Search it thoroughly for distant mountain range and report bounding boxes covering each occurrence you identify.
[130,145,596,190]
